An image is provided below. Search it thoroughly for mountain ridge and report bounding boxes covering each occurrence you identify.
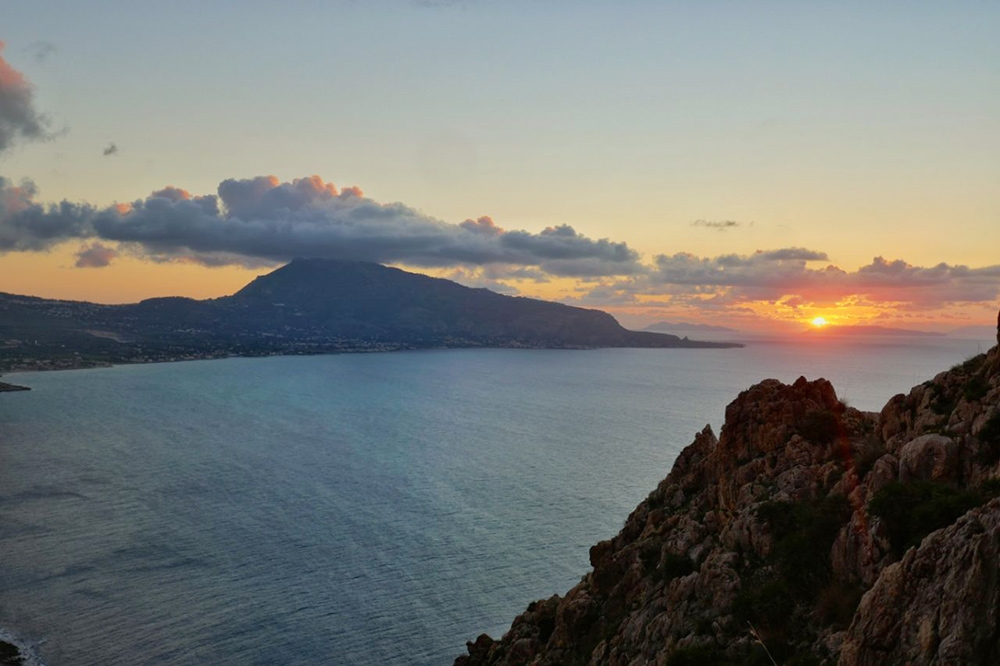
[642,321,739,334]
[0,259,739,372]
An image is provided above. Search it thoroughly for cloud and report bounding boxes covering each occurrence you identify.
[0,41,52,154]
[0,174,643,277]
[75,242,118,268]
[591,248,1000,311]
[649,248,830,289]
[692,219,741,230]
[103,142,118,156]
[460,215,503,236]
[23,41,56,63]
[3,171,996,314]
[0,176,94,251]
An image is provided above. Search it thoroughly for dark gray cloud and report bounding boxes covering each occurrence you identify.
[758,248,828,261]
[0,42,51,154]
[649,248,831,288]
[577,248,1000,310]
[23,41,56,63]
[692,219,741,230]
[0,176,93,251]
[0,175,642,277]
[103,142,118,156]
[75,242,118,268]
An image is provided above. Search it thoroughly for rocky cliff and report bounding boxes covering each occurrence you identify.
[457,322,1000,665]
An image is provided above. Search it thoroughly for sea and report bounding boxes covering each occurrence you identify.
[0,335,993,665]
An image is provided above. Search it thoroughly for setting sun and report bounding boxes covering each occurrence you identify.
[811,316,829,328]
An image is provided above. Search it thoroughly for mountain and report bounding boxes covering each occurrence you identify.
[642,321,739,334]
[456,317,1000,665]
[804,324,944,337]
[948,324,998,340]
[0,259,739,371]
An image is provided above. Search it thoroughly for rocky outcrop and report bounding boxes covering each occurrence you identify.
[0,379,29,392]
[457,330,1000,665]
[840,498,1000,665]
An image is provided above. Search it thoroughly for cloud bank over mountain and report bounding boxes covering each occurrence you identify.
[2,172,997,314]
[0,175,642,278]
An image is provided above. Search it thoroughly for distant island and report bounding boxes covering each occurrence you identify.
[642,321,739,334]
[804,324,945,337]
[0,258,740,373]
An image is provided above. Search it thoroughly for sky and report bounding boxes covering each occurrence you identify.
[1,1,998,333]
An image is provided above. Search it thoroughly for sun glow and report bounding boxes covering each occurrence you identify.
[811,316,829,328]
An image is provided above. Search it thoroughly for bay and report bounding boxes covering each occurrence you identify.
[0,336,991,665]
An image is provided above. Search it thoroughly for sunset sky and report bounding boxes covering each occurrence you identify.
[1,1,997,333]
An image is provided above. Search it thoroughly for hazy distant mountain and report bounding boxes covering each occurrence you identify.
[947,325,997,340]
[0,259,739,371]
[642,321,739,334]
[804,325,944,337]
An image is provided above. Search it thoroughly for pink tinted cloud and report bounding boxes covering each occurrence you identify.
[0,41,51,153]
[75,243,119,268]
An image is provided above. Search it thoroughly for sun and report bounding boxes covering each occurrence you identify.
[811,316,829,328]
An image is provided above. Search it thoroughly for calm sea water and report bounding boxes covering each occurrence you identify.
[0,337,992,665]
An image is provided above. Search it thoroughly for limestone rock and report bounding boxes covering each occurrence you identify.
[840,499,1000,665]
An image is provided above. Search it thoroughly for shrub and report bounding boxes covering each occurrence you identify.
[666,644,730,666]
[930,388,956,416]
[853,437,886,479]
[640,540,661,573]
[954,354,986,374]
[869,481,984,557]
[757,495,852,597]
[661,552,696,581]
[798,409,840,445]
[732,578,794,631]
[976,412,1000,466]
[641,542,696,582]
[816,581,864,629]
[964,374,990,402]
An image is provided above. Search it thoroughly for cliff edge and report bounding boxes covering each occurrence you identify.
[457,318,1000,665]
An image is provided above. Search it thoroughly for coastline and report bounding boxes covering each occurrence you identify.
[0,640,23,666]
[0,629,41,666]
[0,338,744,378]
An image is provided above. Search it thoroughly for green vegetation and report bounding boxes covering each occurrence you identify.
[727,495,857,658]
[640,542,696,582]
[816,581,865,629]
[930,387,957,416]
[853,437,886,479]
[963,374,990,402]
[756,495,852,597]
[868,480,1000,557]
[733,578,794,630]
[665,644,730,666]
[661,553,697,581]
[976,412,1000,465]
[797,409,841,446]
[952,354,986,374]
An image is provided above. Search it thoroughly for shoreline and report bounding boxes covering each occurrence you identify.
[0,630,41,666]
[0,339,745,378]
[0,640,23,666]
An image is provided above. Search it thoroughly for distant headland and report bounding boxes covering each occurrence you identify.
[0,258,740,374]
